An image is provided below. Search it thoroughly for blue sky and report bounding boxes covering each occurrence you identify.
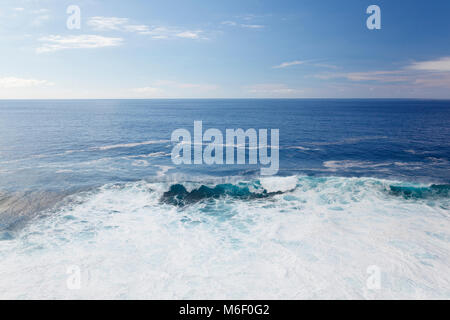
[1,0,450,98]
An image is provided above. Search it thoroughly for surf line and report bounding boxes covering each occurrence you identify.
[171,121,279,175]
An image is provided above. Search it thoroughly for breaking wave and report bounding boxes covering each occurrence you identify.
[0,175,449,299]
[388,184,450,200]
[160,177,298,206]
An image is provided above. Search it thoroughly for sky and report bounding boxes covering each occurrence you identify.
[0,0,450,99]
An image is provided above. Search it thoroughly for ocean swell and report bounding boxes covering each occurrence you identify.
[0,175,449,299]
[388,184,450,200]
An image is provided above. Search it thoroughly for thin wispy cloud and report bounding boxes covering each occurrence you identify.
[343,71,409,82]
[314,57,450,88]
[0,77,53,88]
[142,27,204,40]
[273,60,306,69]
[176,31,202,39]
[132,80,219,97]
[88,16,152,34]
[11,7,51,25]
[273,60,338,69]
[3,2,449,99]
[87,16,129,31]
[413,74,450,87]
[221,14,266,30]
[21,8,51,26]
[236,13,270,21]
[246,83,303,96]
[32,14,50,26]
[221,21,265,29]
[316,70,412,83]
[240,24,264,29]
[314,63,339,70]
[221,21,237,26]
[124,24,151,33]
[131,87,164,96]
[409,57,450,72]
[32,9,50,14]
[87,16,205,40]
[36,35,124,53]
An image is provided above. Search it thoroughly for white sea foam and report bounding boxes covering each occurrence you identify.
[155,165,174,177]
[311,136,388,146]
[55,169,74,173]
[131,160,149,167]
[260,176,298,193]
[287,146,320,151]
[323,160,391,170]
[94,140,169,151]
[0,176,449,299]
[128,151,171,159]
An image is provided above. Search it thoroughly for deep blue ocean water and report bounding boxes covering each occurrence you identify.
[0,99,449,299]
[0,99,449,190]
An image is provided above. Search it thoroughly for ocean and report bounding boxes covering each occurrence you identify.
[0,99,449,299]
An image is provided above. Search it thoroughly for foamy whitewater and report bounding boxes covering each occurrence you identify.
[0,99,449,299]
[0,176,449,299]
